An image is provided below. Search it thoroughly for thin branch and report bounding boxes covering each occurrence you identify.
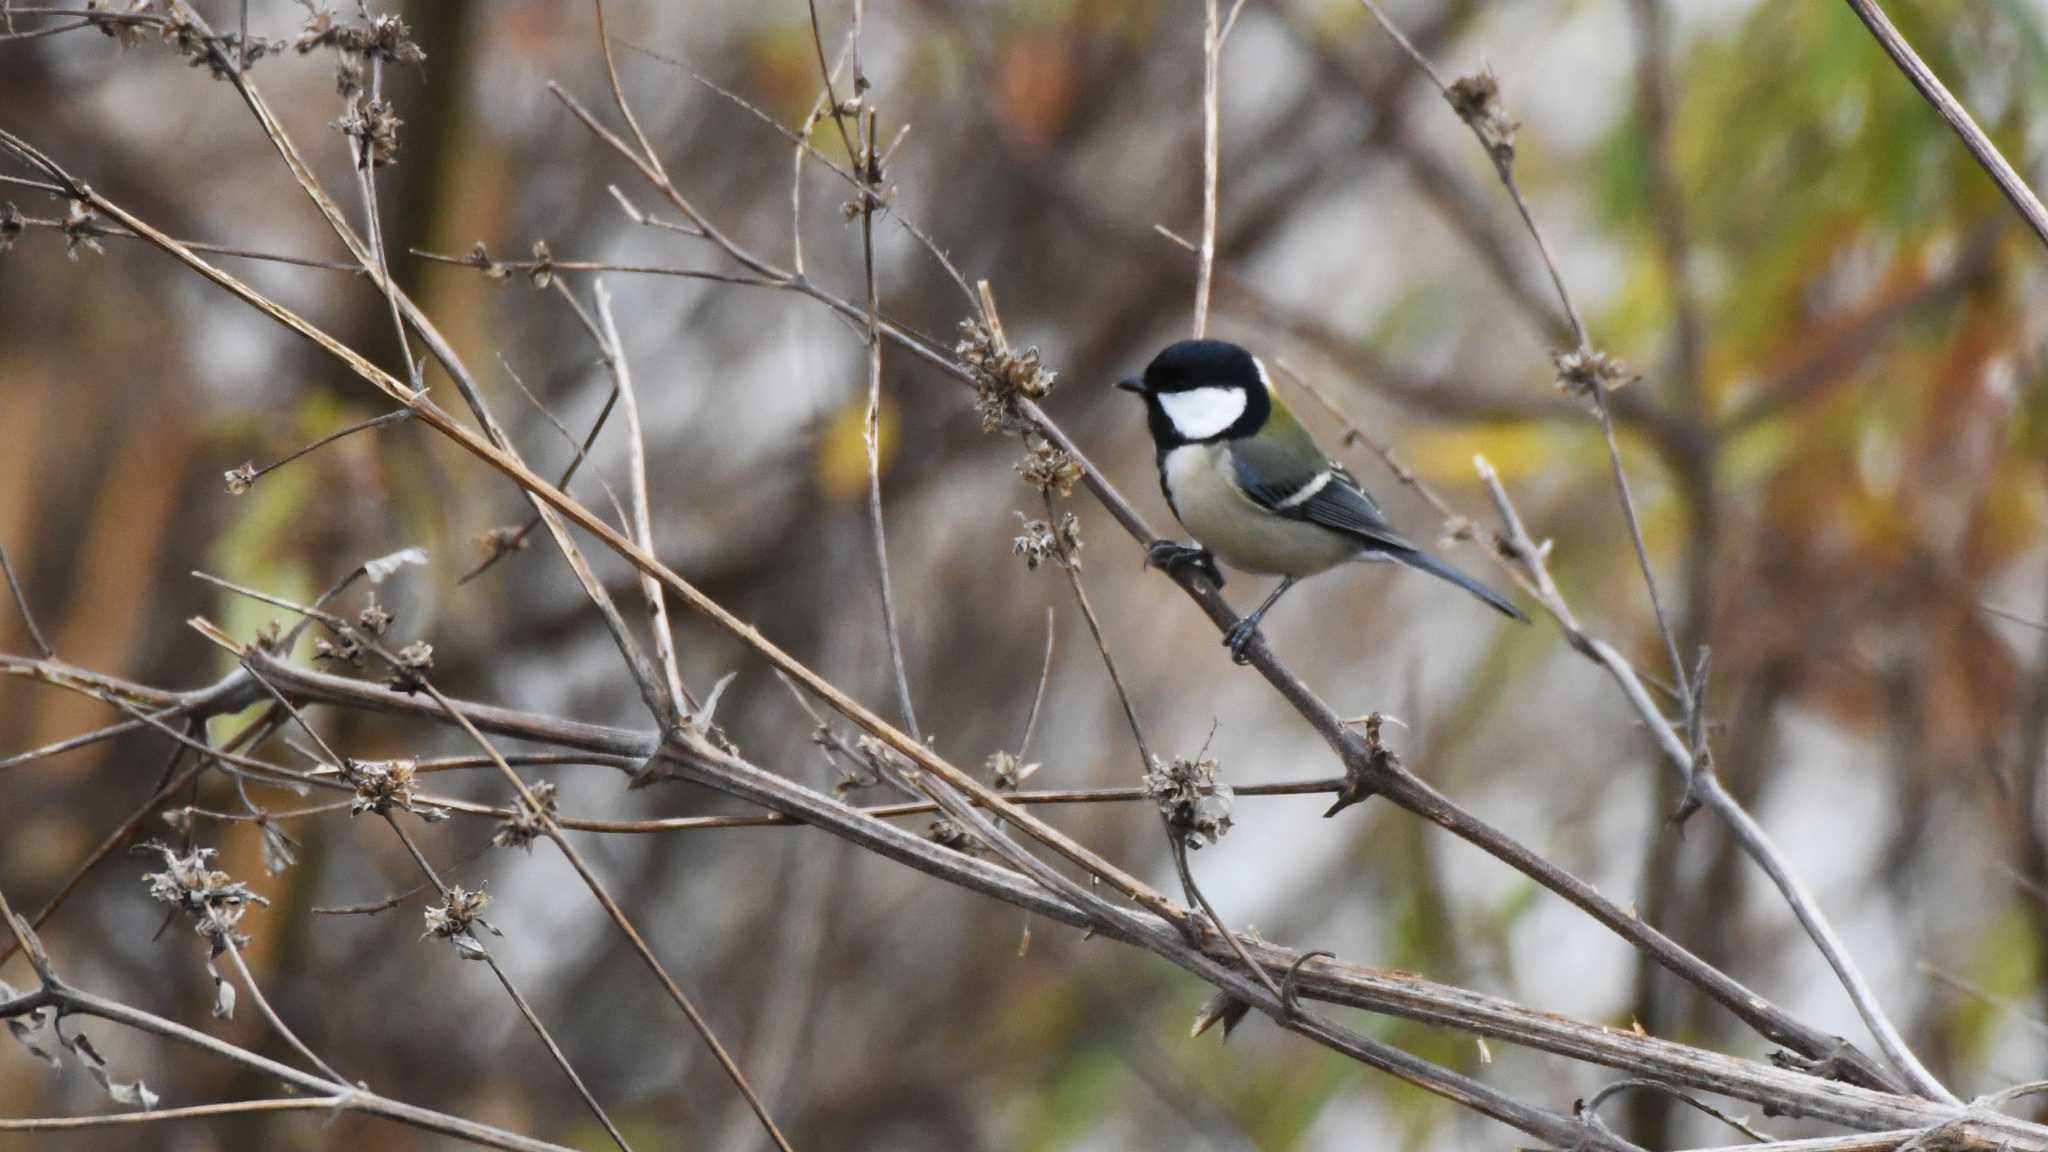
[194,594,794,1152]
[1350,0,1951,1101]
[459,361,623,585]
[1015,605,1056,761]
[226,408,411,493]
[1475,458,1955,1103]
[216,934,349,1085]
[378,816,636,1152]
[857,105,920,737]
[1841,0,2048,253]
[0,881,579,1152]
[0,542,52,658]
[1191,0,1222,337]
[593,278,692,721]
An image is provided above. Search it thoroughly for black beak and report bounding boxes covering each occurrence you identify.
[1115,376,1144,394]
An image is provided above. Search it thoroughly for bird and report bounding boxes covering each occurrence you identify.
[1116,338,1527,664]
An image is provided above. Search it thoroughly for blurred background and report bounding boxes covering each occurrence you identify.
[4,0,2048,1148]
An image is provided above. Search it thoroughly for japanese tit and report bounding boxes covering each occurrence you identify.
[1117,339,1526,663]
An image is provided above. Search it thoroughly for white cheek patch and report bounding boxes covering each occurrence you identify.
[1157,386,1248,440]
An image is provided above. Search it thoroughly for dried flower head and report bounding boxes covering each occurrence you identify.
[492,780,558,852]
[958,317,1056,435]
[1551,347,1634,401]
[384,640,434,692]
[349,758,445,820]
[926,819,985,856]
[1016,439,1082,497]
[154,9,281,78]
[357,595,394,637]
[0,203,22,256]
[1143,753,1234,848]
[987,749,1039,791]
[337,91,403,168]
[223,462,257,495]
[85,1,151,49]
[61,202,104,261]
[140,844,269,947]
[475,524,530,563]
[525,240,555,290]
[1446,70,1517,167]
[313,626,366,668]
[1012,511,1082,571]
[423,884,500,959]
[294,4,424,65]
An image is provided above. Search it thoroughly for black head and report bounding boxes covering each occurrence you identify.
[1115,339,1270,447]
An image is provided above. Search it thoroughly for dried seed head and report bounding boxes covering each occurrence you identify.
[312,626,367,668]
[1446,70,1517,167]
[140,843,269,948]
[492,780,558,852]
[61,202,104,261]
[1016,439,1083,497]
[1436,516,1481,550]
[85,1,150,49]
[384,640,434,692]
[294,4,425,65]
[525,240,554,290]
[223,462,257,495]
[926,819,985,855]
[1143,753,1234,848]
[349,758,444,820]
[1551,347,1634,400]
[1012,511,1083,571]
[357,595,394,637]
[987,749,1039,791]
[958,318,1057,435]
[423,884,499,959]
[476,524,530,560]
[336,92,403,168]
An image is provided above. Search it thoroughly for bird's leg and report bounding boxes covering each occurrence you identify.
[1146,540,1224,588]
[1223,577,1296,665]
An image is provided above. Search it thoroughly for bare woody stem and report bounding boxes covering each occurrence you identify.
[1842,0,2048,253]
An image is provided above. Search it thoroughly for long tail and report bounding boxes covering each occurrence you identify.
[1393,548,1528,623]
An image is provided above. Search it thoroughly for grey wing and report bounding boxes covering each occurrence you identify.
[1228,444,1414,554]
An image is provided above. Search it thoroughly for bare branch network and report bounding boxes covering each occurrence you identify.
[2,1,2045,1149]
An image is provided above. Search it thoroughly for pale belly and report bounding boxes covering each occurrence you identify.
[1162,444,1361,578]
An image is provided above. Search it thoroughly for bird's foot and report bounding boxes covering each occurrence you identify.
[1146,540,1223,588]
[1222,618,1260,665]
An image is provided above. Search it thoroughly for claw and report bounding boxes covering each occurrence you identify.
[1147,541,1224,589]
[1223,620,1257,664]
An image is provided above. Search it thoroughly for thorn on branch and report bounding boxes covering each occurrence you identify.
[1671,646,1715,829]
[1325,713,1398,817]
[1190,989,1252,1040]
